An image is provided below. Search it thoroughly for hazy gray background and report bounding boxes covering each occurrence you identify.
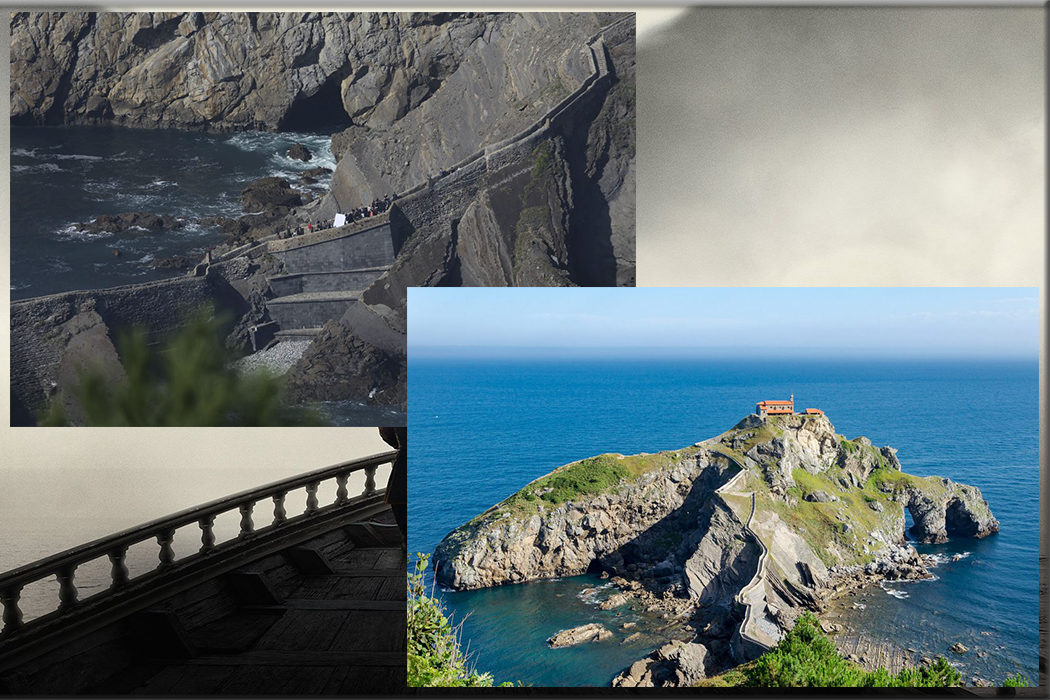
[638,7,1045,286]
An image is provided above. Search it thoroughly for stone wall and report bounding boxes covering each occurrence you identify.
[10,274,240,422]
[270,220,398,274]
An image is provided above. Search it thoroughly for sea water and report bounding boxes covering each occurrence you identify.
[408,357,1038,686]
[10,125,336,299]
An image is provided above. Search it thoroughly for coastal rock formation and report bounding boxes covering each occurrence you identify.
[613,640,713,687]
[433,412,998,684]
[547,623,612,648]
[12,11,636,289]
[9,11,635,422]
[78,212,183,235]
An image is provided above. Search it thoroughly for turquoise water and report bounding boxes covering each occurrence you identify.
[408,357,1038,686]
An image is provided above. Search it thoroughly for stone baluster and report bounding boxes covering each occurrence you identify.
[199,515,216,554]
[108,545,129,590]
[364,466,377,496]
[305,482,319,515]
[1,585,24,634]
[56,564,78,612]
[157,529,175,569]
[335,474,349,504]
[273,491,288,526]
[239,502,255,538]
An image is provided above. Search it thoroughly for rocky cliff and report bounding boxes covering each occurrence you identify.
[11,11,634,286]
[9,11,635,419]
[433,412,998,685]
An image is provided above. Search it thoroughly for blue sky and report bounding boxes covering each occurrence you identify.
[408,287,1039,360]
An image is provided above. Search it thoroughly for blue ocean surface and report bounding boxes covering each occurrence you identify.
[11,125,335,299]
[408,357,1039,686]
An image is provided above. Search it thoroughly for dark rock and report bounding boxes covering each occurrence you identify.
[80,211,183,235]
[240,177,303,213]
[198,215,250,238]
[287,142,312,161]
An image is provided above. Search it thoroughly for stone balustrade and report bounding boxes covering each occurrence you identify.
[0,451,395,641]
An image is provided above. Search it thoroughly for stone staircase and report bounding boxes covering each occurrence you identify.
[262,215,395,342]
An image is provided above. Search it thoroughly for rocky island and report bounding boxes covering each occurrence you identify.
[9,11,635,424]
[433,407,998,686]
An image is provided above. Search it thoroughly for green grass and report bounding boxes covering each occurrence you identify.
[699,613,962,687]
[470,449,697,525]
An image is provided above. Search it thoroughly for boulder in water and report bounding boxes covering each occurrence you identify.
[287,143,312,161]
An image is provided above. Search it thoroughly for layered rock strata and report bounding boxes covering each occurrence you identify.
[433,413,998,686]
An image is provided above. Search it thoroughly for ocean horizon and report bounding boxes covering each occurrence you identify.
[408,354,1038,686]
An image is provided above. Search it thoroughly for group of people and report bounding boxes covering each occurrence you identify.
[276,193,398,240]
[345,193,396,224]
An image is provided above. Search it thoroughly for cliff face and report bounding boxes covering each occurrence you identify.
[11,13,634,413]
[433,412,998,685]
[12,12,596,134]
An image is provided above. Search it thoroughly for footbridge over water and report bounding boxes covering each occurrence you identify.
[0,451,405,695]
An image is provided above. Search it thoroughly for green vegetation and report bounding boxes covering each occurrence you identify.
[700,613,962,687]
[1002,673,1031,687]
[530,141,553,179]
[494,450,692,519]
[42,310,325,426]
[407,555,511,687]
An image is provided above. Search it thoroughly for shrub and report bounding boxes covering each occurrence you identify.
[1002,673,1031,687]
[743,612,961,687]
[407,554,511,687]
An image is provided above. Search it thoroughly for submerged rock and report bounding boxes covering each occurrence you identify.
[79,211,182,235]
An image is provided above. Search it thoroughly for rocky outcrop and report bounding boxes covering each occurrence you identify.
[240,177,303,213]
[9,11,635,422]
[546,624,612,648]
[77,212,183,235]
[612,640,712,687]
[902,481,998,543]
[281,303,406,411]
[433,411,998,685]
[287,143,312,162]
[432,451,738,590]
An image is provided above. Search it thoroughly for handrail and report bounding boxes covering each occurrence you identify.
[0,450,396,637]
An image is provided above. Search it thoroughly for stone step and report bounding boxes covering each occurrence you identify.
[266,292,359,331]
[267,267,388,297]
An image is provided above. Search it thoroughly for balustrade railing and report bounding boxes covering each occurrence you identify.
[0,451,395,640]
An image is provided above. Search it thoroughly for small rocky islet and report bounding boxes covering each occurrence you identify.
[433,409,998,686]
